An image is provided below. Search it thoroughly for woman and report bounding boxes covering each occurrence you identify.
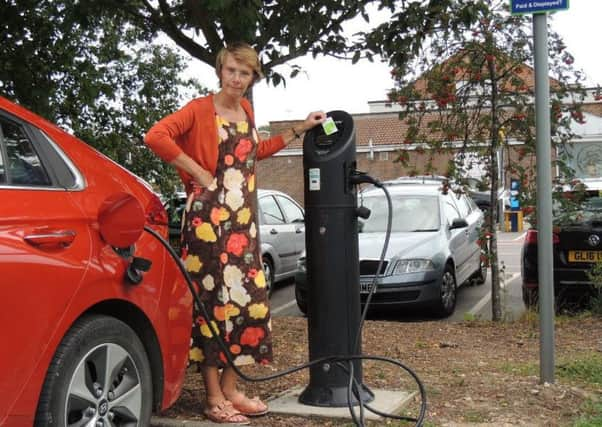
[145,42,325,425]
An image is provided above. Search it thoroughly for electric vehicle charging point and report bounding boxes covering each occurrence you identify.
[298,110,373,407]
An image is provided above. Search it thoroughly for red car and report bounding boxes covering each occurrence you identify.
[0,96,193,426]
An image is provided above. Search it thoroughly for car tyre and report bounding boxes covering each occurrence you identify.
[472,255,487,285]
[295,284,308,316]
[435,265,457,317]
[35,314,152,427]
[262,255,274,297]
[522,287,539,308]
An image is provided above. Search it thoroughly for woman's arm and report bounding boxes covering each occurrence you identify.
[144,101,195,163]
[257,111,326,159]
[144,100,214,188]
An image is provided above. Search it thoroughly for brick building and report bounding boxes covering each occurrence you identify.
[260,111,451,205]
[259,91,602,206]
[259,66,602,207]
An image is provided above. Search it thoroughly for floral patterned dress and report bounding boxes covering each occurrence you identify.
[184,115,272,368]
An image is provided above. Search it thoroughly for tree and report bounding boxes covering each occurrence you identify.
[71,44,207,195]
[379,0,586,320]
[90,0,495,90]
[0,0,205,194]
[93,0,375,87]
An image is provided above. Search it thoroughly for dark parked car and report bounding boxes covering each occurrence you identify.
[521,190,602,308]
[295,178,486,317]
[166,188,305,295]
[463,177,491,213]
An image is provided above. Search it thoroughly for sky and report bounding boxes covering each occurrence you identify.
[187,1,601,127]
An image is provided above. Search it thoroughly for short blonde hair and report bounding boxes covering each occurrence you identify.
[215,42,263,85]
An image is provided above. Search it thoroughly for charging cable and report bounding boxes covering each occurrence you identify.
[345,170,426,426]
[142,173,426,426]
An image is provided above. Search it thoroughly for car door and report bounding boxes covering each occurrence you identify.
[0,112,92,421]
[442,192,472,284]
[460,194,485,274]
[274,193,305,263]
[258,193,298,277]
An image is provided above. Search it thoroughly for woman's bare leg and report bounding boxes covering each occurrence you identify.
[201,366,250,423]
[201,366,225,406]
[219,366,239,397]
[221,366,268,414]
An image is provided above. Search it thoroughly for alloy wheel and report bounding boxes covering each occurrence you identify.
[65,343,142,426]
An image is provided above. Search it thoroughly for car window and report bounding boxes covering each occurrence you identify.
[0,116,51,186]
[259,195,285,225]
[559,194,602,223]
[454,193,472,217]
[360,195,439,232]
[584,196,602,211]
[443,193,462,225]
[276,195,304,223]
[466,195,478,211]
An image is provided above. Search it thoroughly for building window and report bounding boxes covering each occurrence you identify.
[378,151,389,161]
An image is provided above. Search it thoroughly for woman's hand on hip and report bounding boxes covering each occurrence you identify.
[191,168,214,189]
[170,153,214,189]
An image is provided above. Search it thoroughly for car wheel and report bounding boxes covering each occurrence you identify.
[478,203,490,218]
[262,255,274,297]
[472,255,487,285]
[435,265,457,317]
[295,284,308,316]
[35,315,152,427]
[522,287,539,308]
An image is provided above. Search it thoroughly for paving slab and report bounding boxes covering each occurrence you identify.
[267,386,416,421]
[151,387,415,425]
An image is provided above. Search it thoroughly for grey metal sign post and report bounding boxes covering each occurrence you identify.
[511,0,569,384]
[533,12,555,384]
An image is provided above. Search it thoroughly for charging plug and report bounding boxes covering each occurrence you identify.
[356,206,371,219]
[348,170,383,187]
[126,256,152,285]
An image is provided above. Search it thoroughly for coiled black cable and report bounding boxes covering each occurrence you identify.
[143,175,426,426]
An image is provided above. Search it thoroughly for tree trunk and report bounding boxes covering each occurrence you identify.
[487,47,503,322]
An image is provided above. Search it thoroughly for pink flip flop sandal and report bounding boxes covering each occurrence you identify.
[231,395,269,417]
[203,400,250,425]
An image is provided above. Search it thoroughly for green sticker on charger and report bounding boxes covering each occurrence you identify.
[322,117,338,135]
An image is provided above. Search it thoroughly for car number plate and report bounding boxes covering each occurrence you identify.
[360,282,372,293]
[568,250,602,262]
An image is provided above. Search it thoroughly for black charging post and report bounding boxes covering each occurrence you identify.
[299,111,374,407]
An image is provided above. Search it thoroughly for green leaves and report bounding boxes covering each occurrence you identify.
[0,1,205,195]
[88,0,376,86]
[374,0,586,321]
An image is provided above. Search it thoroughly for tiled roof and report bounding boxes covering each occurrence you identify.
[269,111,451,148]
[269,112,411,149]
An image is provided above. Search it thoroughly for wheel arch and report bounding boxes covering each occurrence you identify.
[261,247,278,278]
[87,300,164,412]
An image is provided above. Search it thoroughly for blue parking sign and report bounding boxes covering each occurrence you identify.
[511,0,569,15]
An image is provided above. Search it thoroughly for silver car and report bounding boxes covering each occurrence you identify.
[166,188,305,296]
[257,189,305,294]
[296,179,486,317]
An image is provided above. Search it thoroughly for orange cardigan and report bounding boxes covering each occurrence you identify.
[144,93,285,192]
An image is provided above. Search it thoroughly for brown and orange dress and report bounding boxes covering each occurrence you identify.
[144,94,287,367]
